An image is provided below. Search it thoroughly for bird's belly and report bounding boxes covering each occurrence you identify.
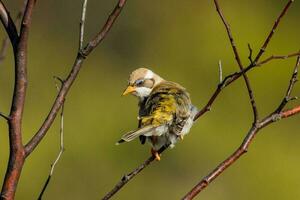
[145,117,195,150]
[181,117,194,135]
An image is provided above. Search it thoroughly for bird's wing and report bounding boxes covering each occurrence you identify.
[151,81,192,136]
[172,89,192,135]
[144,81,192,133]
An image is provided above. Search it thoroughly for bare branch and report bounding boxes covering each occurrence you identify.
[182,56,300,200]
[38,79,65,200]
[276,55,300,112]
[79,0,88,50]
[214,0,259,122]
[102,145,168,200]
[256,51,300,66]
[1,0,37,199]
[24,0,127,156]
[253,0,294,64]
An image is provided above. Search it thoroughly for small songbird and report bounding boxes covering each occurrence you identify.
[117,68,197,160]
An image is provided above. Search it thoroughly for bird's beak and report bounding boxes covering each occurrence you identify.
[122,85,136,96]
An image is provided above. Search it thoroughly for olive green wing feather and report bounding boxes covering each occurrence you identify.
[150,81,192,136]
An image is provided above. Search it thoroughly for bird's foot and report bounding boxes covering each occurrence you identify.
[151,148,161,161]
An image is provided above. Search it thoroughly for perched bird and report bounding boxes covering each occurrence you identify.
[117,68,197,160]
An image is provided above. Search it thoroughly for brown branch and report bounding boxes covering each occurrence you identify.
[1,0,37,199]
[256,51,300,66]
[276,55,299,112]
[247,43,254,65]
[182,56,300,200]
[24,0,127,156]
[253,0,294,64]
[214,0,259,122]
[182,1,296,199]
[102,145,168,200]
[0,0,26,64]
[38,79,65,200]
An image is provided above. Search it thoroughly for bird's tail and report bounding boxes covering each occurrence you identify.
[115,125,156,145]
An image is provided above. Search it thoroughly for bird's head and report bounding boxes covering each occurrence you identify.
[122,68,164,100]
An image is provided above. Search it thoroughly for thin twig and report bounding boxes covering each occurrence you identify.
[79,0,88,50]
[102,145,168,200]
[253,0,294,64]
[214,0,259,122]
[248,43,253,65]
[257,51,300,66]
[0,0,27,64]
[218,60,222,83]
[0,112,9,120]
[276,55,300,113]
[182,56,300,200]
[25,0,127,156]
[37,79,65,200]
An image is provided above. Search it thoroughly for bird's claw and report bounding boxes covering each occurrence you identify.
[151,148,161,161]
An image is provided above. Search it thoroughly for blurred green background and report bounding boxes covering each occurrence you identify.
[1,0,300,199]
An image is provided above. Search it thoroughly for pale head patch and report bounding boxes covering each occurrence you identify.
[144,70,154,79]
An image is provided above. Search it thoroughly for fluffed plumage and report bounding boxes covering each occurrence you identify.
[117,68,197,159]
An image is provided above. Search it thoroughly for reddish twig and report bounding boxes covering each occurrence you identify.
[182,56,300,200]
[0,0,37,199]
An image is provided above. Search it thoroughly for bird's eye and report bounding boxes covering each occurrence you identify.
[135,79,144,86]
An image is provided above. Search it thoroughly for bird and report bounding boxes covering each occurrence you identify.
[116,68,198,160]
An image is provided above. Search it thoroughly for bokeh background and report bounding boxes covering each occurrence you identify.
[1,0,300,199]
